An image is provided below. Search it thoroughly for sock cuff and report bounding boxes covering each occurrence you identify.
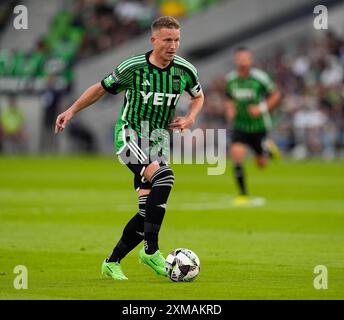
[151,168,174,188]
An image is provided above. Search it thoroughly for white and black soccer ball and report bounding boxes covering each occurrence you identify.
[165,248,200,282]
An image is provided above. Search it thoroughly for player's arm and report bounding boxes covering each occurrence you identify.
[55,82,106,134]
[248,70,281,118]
[169,66,204,130]
[266,88,281,110]
[248,88,281,118]
[224,98,236,121]
[169,91,204,130]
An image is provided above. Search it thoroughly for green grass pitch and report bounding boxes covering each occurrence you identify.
[0,156,343,299]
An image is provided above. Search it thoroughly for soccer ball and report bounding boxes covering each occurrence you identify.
[165,248,200,282]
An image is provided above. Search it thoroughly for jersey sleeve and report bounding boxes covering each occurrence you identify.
[100,65,130,95]
[184,67,202,97]
[252,69,276,94]
[262,74,275,94]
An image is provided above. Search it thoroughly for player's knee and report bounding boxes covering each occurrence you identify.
[150,165,175,189]
[231,146,246,162]
[138,188,151,197]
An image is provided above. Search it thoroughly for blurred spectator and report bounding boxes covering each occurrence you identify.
[292,104,326,157]
[40,75,64,152]
[200,79,227,130]
[73,0,223,58]
[0,1,16,31]
[159,0,187,17]
[68,121,97,153]
[158,0,214,17]
[0,96,26,153]
[76,0,156,58]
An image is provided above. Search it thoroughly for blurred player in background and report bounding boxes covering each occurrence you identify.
[225,47,281,206]
[55,16,204,280]
[0,95,25,153]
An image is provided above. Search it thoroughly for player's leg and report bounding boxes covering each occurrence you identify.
[138,161,174,276]
[142,161,174,254]
[264,138,281,160]
[102,141,153,280]
[113,137,173,276]
[251,131,269,168]
[229,129,251,206]
[231,142,247,195]
[106,191,149,263]
[230,142,250,205]
[230,130,249,196]
[102,188,150,280]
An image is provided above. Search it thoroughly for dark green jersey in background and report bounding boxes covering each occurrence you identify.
[225,68,275,133]
[101,50,202,152]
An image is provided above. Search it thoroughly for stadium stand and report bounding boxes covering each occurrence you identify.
[0,0,224,94]
[0,0,342,158]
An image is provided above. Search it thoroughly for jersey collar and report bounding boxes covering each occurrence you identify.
[146,50,174,71]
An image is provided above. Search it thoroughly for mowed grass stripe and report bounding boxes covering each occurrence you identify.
[0,156,343,299]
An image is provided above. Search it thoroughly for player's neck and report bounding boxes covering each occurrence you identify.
[149,52,171,69]
[238,68,250,79]
[238,72,249,79]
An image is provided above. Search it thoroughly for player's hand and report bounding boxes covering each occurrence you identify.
[55,110,74,134]
[168,116,195,130]
[248,105,262,118]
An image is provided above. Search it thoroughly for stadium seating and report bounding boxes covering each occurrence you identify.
[0,0,224,94]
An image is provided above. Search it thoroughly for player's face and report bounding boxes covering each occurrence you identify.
[151,28,180,62]
[234,50,253,76]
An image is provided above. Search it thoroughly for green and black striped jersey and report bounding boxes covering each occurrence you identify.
[101,50,202,152]
[225,68,275,133]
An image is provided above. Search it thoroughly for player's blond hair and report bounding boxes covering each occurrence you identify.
[151,16,180,33]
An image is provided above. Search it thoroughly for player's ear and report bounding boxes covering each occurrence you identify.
[150,35,155,45]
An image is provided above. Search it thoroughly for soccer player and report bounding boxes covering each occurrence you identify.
[224,47,281,206]
[55,16,204,280]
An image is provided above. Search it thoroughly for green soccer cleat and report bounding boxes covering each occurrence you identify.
[265,139,281,160]
[139,248,167,276]
[101,260,128,280]
[232,195,250,206]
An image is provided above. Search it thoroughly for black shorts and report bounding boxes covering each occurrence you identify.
[117,137,168,191]
[231,129,267,156]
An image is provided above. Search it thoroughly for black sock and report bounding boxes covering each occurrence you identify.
[144,166,174,254]
[234,162,247,195]
[107,195,147,262]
